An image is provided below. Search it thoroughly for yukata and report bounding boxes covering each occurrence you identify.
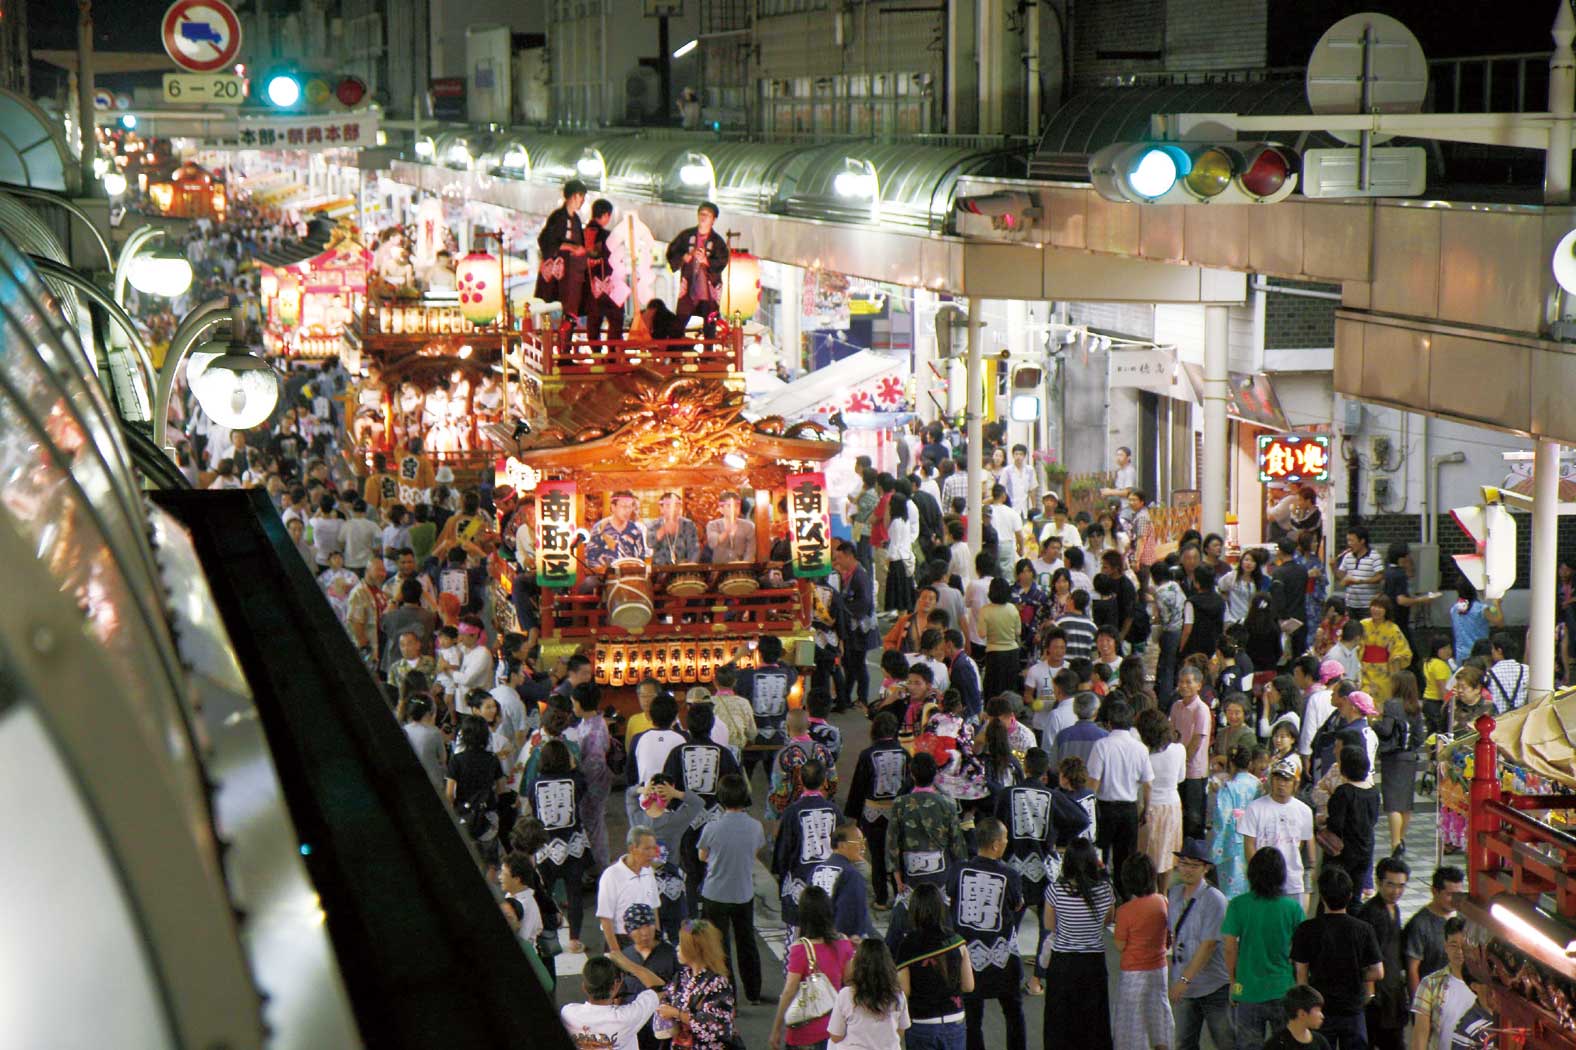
[1210,771,1262,898]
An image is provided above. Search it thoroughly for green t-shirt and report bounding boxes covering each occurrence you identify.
[1220,892,1305,1004]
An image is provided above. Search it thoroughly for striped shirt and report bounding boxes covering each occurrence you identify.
[1057,613,1098,660]
[1336,548,1385,610]
[1043,880,1114,953]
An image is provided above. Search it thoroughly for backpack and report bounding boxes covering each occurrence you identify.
[458,787,498,842]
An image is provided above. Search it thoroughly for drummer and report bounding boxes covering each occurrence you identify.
[704,490,756,563]
[585,489,649,570]
[648,491,701,566]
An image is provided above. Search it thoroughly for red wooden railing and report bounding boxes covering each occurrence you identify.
[541,573,811,641]
[517,326,743,378]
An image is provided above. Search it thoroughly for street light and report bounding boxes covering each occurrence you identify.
[185,312,281,431]
[102,172,127,197]
[125,249,193,298]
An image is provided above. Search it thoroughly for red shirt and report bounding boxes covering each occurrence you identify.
[1115,893,1169,972]
[871,492,893,545]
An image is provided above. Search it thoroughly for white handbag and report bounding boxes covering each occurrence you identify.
[784,939,837,1027]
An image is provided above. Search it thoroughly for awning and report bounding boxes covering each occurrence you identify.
[748,349,904,421]
[1178,364,1290,431]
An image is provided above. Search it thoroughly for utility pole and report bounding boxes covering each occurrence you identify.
[1201,304,1229,536]
[1528,0,1575,703]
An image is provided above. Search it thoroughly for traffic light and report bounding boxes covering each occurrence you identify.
[1089,141,1299,205]
[260,68,368,111]
[1451,489,1518,600]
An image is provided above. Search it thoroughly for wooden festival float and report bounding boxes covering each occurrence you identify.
[500,319,842,704]
[342,246,523,481]
[258,224,371,362]
[1446,698,1576,1049]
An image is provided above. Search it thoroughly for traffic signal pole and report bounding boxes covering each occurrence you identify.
[1529,3,1574,704]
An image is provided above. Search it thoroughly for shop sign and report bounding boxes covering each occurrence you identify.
[1108,347,1178,397]
[787,471,832,578]
[1257,433,1331,484]
[200,110,379,152]
[536,480,578,588]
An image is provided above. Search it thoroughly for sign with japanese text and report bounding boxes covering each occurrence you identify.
[787,471,832,579]
[1107,347,1177,396]
[200,110,379,152]
[535,480,578,588]
[1257,433,1331,485]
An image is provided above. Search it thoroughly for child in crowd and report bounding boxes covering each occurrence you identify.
[1330,621,1363,687]
[1266,984,1328,1049]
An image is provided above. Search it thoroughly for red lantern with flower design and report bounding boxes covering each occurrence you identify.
[455,251,502,326]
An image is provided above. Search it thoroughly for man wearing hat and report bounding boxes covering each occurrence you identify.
[587,490,650,570]
[1311,686,1379,784]
[1240,758,1315,911]
[704,490,755,564]
[665,201,729,338]
[1166,839,1232,1050]
[617,902,680,1050]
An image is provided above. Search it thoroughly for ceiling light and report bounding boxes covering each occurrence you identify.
[1490,896,1576,956]
[577,154,603,177]
[680,161,711,187]
[673,39,698,58]
[414,137,435,158]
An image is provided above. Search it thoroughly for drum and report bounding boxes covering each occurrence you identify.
[667,572,707,597]
[605,560,654,629]
[718,570,759,597]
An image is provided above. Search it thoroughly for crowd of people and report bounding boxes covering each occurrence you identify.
[153,195,1531,1050]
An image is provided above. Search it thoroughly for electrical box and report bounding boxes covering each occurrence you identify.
[1370,476,1391,507]
[1341,400,1363,434]
[1370,435,1391,463]
[1411,542,1441,594]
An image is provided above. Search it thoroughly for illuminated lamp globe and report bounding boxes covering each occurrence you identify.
[185,343,226,387]
[1183,147,1236,200]
[455,252,502,326]
[1239,147,1295,200]
[276,272,302,326]
[126,250,194,297]
[721,250,761,320]
[1553,228,1576,294]
[102,171,128,197]
[191,352,281,430]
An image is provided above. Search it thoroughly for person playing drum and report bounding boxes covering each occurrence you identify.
[648,491,701,566]
[704,490,755,564]
[585,490,649,570]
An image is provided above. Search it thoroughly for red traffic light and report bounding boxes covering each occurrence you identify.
[335,76,367,107]
[1239,147,1296,200]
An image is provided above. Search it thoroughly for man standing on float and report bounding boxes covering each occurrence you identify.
[664,201,729,339]
[536,179,588,339]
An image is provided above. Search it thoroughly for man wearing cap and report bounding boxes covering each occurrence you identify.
[587,490,650,570]
[704,490,756,564]
[665,201,729,338]
[1167,839,1232,1050]
[1240,758,1315,910]
[1311,686,1379,784]
[647,491,701,566]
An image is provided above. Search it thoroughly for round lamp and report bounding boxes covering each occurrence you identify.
[456,252,502,325]
[722,250,761,320]
[102,172,128,197]
[191,351,281,430]
[126,250,194,297]
[186,344,225,388]
[1553,228,1576,295]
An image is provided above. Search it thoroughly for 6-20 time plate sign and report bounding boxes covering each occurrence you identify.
[1257,433,1331,485]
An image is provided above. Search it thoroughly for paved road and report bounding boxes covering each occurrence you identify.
[544,690,1447,1049]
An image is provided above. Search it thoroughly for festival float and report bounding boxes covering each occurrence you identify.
[500,315,840,702]
[258,224,370,361]
[1442,695,1576,1049]
[147,162,227,220]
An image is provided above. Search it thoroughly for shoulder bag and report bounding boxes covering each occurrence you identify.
[784,938,838,1027]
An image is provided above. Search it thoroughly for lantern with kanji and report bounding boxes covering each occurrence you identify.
[276,272,301,326]
[722,250,760,320]
[456,251,502,326]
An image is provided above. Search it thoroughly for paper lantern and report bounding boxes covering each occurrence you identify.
[722,250,760,320]
[456,252,502,326]
[276,273,301,326]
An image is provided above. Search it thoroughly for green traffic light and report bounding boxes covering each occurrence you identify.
[266,74,302,108]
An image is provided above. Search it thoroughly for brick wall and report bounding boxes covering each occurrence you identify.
[1163,0,1267,71]
[1072,0,1166,84]
[1264,283,1340,350]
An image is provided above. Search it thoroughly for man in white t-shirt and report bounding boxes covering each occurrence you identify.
[561,955,660,1050]
[631,694,688,786]
[987,483,1024,578]
[1240,758,1315,907]
[596,827,662,950]
[1001,443,1039,514]
[1085,697,1152,879]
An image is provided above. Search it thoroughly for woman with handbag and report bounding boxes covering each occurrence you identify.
[659,920,739,1050]
[770,886,856,1050]
[1375,669,1427,857]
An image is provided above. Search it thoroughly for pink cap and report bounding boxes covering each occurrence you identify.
[1348,691,1378,717]
[1318,659,1346,684]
